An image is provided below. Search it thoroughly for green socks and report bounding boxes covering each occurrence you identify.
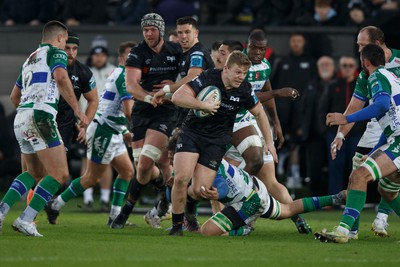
[111,178,129,206]
[339,190,366,230]
[29,175,61,212]
[1,172,35,209]
[60,177,86,203]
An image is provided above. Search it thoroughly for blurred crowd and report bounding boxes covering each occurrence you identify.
[1,0,400,28]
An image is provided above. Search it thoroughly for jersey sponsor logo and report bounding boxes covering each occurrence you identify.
[143,67,149,74]
[145,59,151,64]
[220,102,234,110]
[130,53,138,59]
[53,53,67,61]
[255,72,260,80]
[166,56,176,62]
[230,96,240,102]
[71,75,79,82]
[176,143,183,149]
[159,124,168,132]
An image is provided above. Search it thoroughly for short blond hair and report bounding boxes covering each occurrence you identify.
[226,51,251,69]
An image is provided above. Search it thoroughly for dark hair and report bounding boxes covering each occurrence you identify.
[118,41,136,56]
[361,43,385,67]
[248,29,267,43]
[221,40,243,53]
[360,26,385,45]
[42,20,67,41]
[176,16,198,29]
[211,41,222,52]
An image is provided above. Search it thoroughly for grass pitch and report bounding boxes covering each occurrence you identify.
[0,200,399,267]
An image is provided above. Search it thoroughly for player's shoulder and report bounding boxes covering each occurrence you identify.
[165,41,183,54]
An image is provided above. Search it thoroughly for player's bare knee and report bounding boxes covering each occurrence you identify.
[349,167,372,185]
[244,155,263,175]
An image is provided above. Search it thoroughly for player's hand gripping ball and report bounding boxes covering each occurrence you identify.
[193,85,221,118]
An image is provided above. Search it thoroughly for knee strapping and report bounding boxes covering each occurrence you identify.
[236,135,262,155]
[141,144,162,161]
[132,148,142,162]
[379,177,400,193]
[361,157,382,181]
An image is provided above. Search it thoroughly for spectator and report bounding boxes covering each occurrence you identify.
[271,32,317,188]
[299,56,336,195]
[115,0,149,25]
[346,0,371,26]
[318,56,365,195]
[63,0,109,26]
[1,0,55,26]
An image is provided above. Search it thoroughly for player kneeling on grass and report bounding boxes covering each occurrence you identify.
[199,159,346,236]
[198,159,346,236]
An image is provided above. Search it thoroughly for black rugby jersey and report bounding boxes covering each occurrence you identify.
[179,42,214,78]
[57,60,96,129]
[126,40,182,114]
[183,69,258,141]
[177,42,215,127]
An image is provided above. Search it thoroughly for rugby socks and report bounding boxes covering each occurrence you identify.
[229,226,245,236]
[377,197,393,215]
[100,188,111,203]
[111,178,129,207]
[21,176,61,222]
[387,194,400,216]
[339,189,366,230]
[185,195,199,216]
[1,172,35,213]
[59,177,86,203]
[130,176,145,202]
[171,213,184,230]
[301,195,334,212]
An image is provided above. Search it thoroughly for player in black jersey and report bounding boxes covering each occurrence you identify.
[153,16,214,127]
[58,31,98,150]
[150,16,214,230]
[166,51,278,235]
[110,13,182,229]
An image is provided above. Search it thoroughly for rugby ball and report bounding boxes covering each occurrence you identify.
[193,85,221,118]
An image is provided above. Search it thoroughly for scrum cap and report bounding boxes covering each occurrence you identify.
[141,13,165,38]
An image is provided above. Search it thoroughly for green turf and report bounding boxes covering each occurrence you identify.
[0,200,399,267]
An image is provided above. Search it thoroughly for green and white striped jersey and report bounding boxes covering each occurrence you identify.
[366,67,400,138]
[16,44,68,117]
[94,65,132,133]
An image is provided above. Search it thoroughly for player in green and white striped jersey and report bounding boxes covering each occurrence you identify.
[316,44,400,244]
[0,21,88,237]
[330,26,400,238]
[45,41,137,226]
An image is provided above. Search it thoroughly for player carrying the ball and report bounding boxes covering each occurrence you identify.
[153,50,277,235]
